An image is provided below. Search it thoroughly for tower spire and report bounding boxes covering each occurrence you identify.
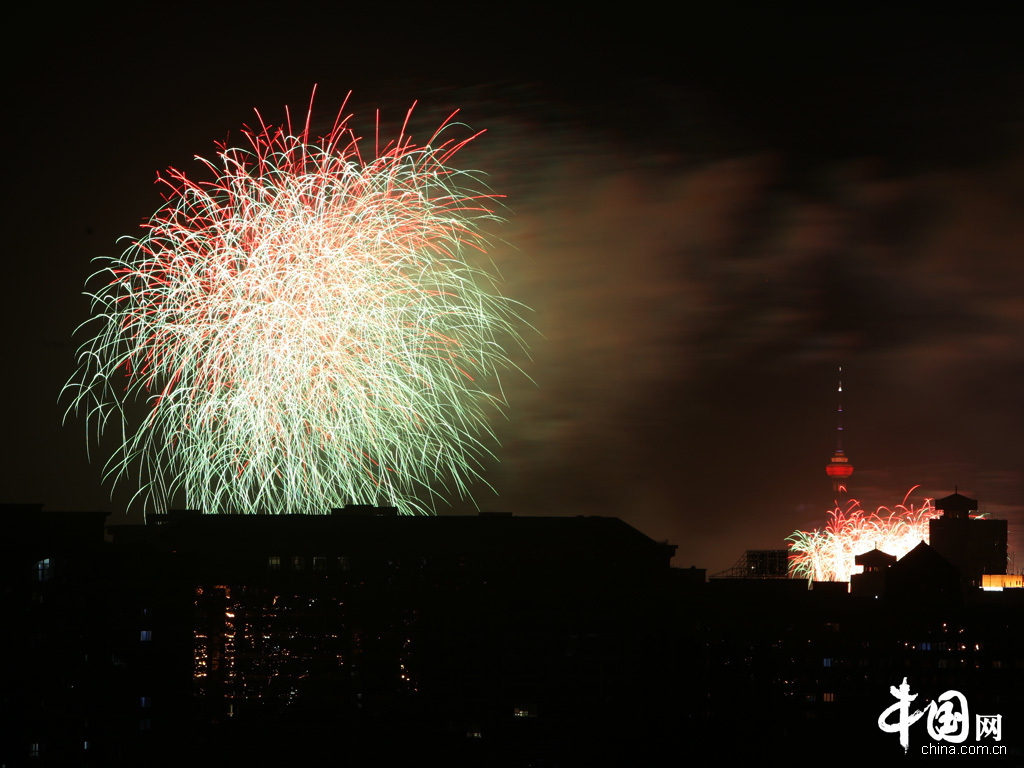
[826,366,854,495]
[836,367,844,453]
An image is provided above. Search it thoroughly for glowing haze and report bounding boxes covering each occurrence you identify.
[787,490,940,582]
[66,92,526,516]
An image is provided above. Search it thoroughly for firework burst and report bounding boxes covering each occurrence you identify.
[787,489,939,582]
[66,91,527,515]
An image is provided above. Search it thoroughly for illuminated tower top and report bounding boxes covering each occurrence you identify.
[826,366,853,495]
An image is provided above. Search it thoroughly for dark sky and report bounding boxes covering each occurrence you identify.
[3,9,1023,573]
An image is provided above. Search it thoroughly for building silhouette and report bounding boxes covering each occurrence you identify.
[6,500,1023,764]
[928,492,1009,588]
[850,547,896,598]
[5,505,678,765]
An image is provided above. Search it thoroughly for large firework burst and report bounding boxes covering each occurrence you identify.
[787,490,939,582]
[67,92,526,515]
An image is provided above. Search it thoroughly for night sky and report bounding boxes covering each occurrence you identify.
[4,9,1022,574]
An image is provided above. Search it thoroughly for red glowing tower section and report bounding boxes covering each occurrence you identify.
[826,368,853,495]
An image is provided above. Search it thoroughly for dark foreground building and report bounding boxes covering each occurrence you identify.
[928,492,1009,587]
[5,504,1023,765]
[4,505,678,766]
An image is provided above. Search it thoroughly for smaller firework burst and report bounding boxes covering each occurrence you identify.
[787,489,940,582]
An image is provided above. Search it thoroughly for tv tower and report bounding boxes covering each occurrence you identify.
[825,366,853,496]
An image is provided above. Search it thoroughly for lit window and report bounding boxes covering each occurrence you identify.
[140,696,151,709]
[268,556,280,570]
[313,556,327,571]
[291,556,304,569]
[140,630,152,642]
[35,558,51,582]
[824,693,835,702]
[30,742,40,758]
[823,658,832,668]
